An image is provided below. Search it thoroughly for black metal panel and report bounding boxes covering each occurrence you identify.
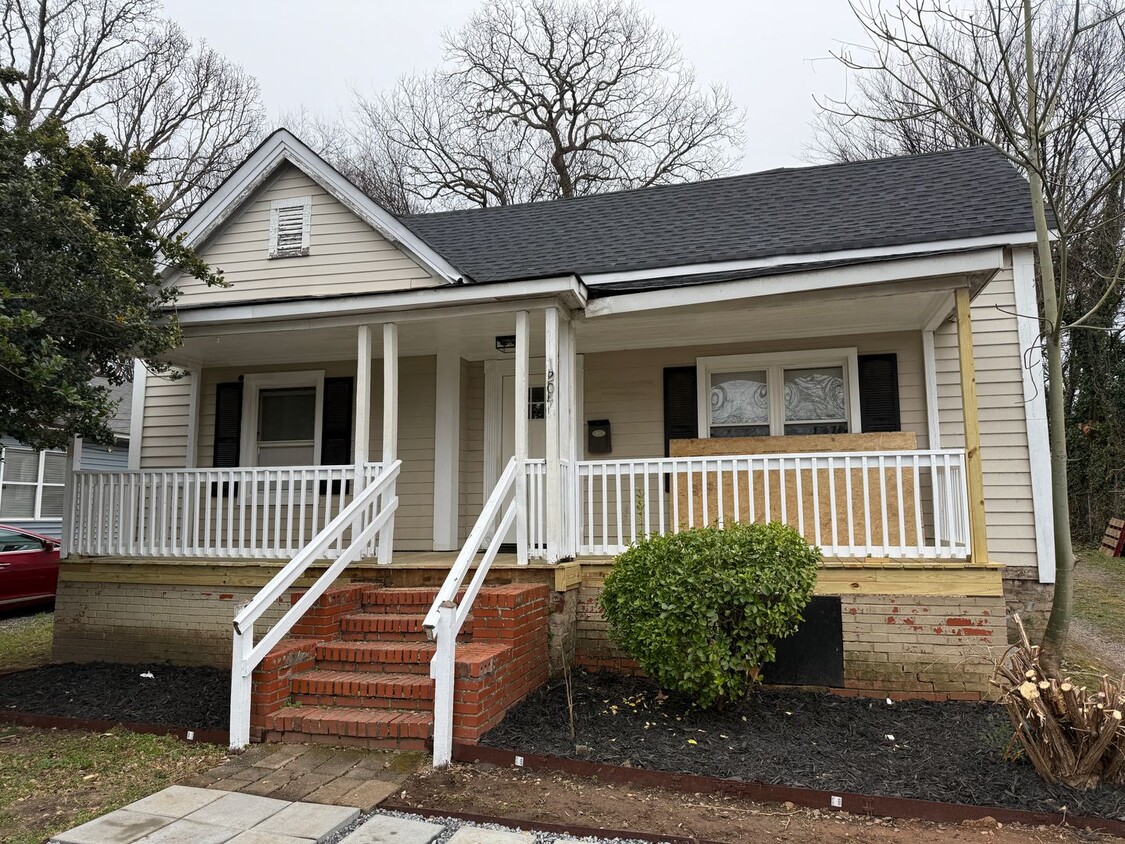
[766,596,845,687]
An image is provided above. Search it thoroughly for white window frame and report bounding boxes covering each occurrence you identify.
[0,446,67,521]
[268,195,312,259]
[240,371,325,467]
[697,348,862,438]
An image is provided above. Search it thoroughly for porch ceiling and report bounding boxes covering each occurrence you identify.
[169,273,976,368]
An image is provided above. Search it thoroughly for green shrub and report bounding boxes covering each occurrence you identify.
[598,521,819,709]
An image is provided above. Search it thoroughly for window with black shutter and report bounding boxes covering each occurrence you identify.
[857,354,901,433]
[663,366,698,490]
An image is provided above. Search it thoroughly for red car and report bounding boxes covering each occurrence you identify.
[0,525,60,611]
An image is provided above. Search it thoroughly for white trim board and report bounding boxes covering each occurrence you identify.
[167,129,463,285]
[584,249,1005,318]
[1012,247,1055,584]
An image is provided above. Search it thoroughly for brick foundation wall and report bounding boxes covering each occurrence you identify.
[1001,566,1053,643]
[840,594,1006,700]
[574,571,1007,699]
[52,580,289,667]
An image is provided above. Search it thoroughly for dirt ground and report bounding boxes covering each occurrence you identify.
[386,764,1122,843]
[1069,551,1125,678]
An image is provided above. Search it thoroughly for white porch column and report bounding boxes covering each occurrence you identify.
[514,310,530,564]
[544,307,562,562]
[127,360,147,470]
[566,319,579,556]
[354,325,372,474]
[59,435,81,558]
[184,368,201,468]
[921,330,941,449]
[433,344,461,551]
[379,323,398,564]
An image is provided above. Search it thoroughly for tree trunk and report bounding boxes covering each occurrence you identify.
[1021,0,1073,673]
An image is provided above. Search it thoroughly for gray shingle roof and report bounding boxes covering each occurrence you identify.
[398,146,1035,284]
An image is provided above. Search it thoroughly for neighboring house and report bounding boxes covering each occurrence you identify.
[53,130,1054,750]
[1,381,131,539]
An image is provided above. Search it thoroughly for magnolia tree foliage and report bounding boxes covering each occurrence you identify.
[0,70,221,449]
[599,522,819,709]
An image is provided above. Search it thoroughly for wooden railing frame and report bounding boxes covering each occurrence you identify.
[424,456,521,767]
[227,460,401,749]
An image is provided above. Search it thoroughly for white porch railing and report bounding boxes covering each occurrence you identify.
[228,460,401,749]
[424,456,521,767]
[69,463,384,559]
[576,449,970,559]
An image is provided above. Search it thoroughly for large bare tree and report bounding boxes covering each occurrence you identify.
[345,0,743,210]
[1,0,264,224]
[820,0,1125,671]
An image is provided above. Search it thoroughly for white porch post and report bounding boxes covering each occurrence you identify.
[433,345,461,551]
[354,325,372,474]
[544,307,562,562]
[127,360,147,470]
[59,435,81,559]
[566,320,579,556]
[514,310,530,564]
[379,323,398,564]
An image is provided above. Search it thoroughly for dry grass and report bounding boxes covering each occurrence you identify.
[0,611,53,674]
[1069,549,1125,678]
[0,726,227,844]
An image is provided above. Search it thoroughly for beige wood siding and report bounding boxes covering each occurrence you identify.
[174,164,440,306]
[935,268,1037,567]
[192,357,436,552]
[139,372,192,468]
[460,360,485,542]
[581,331,928,462]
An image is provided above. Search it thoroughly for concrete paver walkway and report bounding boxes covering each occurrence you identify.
[50,786,359,844]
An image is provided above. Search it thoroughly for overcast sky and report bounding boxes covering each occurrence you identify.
[161,0,869,174]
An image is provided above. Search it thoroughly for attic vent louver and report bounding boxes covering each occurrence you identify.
[268,196,311,258]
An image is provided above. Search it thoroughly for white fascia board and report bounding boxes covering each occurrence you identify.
[582,232,1037,287]
[585,249,1005,318]
[174,275,587,327]
[166,129,464,284]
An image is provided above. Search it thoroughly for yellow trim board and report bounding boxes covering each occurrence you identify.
[814,566,1003,597]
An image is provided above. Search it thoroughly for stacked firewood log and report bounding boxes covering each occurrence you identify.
[994,615,1125,789]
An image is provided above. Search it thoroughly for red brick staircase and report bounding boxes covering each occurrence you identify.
[249,582,549,750]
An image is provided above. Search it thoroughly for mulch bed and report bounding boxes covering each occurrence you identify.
[481,670,1125,821]
[0,662,228,729]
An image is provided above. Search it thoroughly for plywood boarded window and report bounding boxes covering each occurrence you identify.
[268,196,311,258]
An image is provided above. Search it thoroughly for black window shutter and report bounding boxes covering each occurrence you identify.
[663,366,699,455]
[321,377,354,465]
[664,367,698,491]
[857,354,901,432]
[212,381,243,467]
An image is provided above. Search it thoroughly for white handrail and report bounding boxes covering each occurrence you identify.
[424,456,521,767]
[228,459,401,749]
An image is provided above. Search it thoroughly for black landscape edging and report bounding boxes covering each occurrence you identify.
[0,708,229,745]
[453,743,1125,839]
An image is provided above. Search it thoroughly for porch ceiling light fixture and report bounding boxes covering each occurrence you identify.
[495,334,517,353]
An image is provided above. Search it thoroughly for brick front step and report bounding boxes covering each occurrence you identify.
[360,587,447,613]
[339,612,474,641]
[266,706,432,749]
[290,669,435,710]
[314,640,511,677]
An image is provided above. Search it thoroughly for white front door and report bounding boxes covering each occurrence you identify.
[500,374,546,544]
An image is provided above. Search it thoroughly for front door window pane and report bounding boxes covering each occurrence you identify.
[710,371,769,437]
